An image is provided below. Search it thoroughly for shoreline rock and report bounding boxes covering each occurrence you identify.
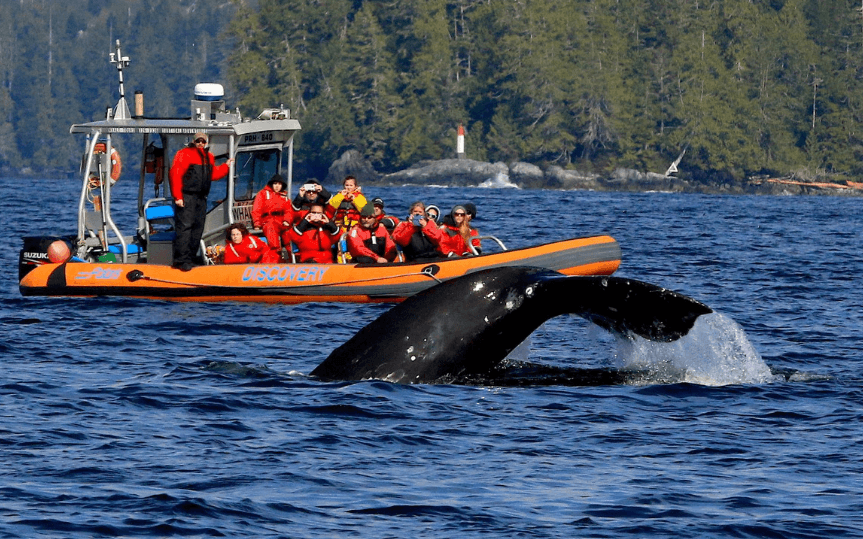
[361,156,863,197]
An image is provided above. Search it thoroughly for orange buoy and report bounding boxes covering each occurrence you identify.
[47,240,72,263]
[94,142,122,183]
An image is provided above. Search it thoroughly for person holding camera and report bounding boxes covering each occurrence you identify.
[327,175,368,233]
[347,204,397,264]
[288,202,341,263]
[291,180,332,224]
[392,201,447,262]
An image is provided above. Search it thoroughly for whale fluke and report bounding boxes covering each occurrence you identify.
[311,266,712,384]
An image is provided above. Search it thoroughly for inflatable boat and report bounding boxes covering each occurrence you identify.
[18,41,621,304]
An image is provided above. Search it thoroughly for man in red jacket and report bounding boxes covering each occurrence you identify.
[169,132,234,271]
[288,203,341,263]
[347,204,397,264]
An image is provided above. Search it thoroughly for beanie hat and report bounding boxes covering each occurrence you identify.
[360,204,376,217]
[451,204,466,216]
[268,174,286,188]
[372,197,385,208]
[464,202,477,219]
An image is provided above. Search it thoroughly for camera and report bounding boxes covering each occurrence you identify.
[303,183,317,192]
[412,215,423,226]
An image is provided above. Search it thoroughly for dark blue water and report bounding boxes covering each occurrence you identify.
[2,177,862,538]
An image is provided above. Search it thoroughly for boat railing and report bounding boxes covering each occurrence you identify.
[200,223,235,265]
[471,235,507,255]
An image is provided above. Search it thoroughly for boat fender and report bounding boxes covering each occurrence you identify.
[94,142,122,184]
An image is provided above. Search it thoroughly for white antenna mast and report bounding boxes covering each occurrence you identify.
[109,40,131,120]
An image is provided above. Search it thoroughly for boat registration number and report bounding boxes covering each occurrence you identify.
[242,265,329,283]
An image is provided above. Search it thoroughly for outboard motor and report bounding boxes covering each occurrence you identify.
[19,236,72,281]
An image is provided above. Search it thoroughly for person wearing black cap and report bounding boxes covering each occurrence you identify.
[463,202,481,254]
[169,132,235,271]
[347,204,397,263]
[371,197,400,233]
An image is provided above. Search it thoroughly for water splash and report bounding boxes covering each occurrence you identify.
[478,172,519,189]
[613,312,779,386]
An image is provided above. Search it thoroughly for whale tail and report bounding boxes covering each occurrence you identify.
[311,267,713,384]
[549,274,712,342]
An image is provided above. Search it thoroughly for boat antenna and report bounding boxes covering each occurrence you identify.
[109,40,132,120]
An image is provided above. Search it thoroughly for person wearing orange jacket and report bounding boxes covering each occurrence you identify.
[288,203,341,263]
[347,205,397,264]
[169,132,234,271]
[223,223,280,264]
[327,175,368,233]
[252,174,293,256]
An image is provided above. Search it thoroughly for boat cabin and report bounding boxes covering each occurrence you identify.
[20,40,300,276]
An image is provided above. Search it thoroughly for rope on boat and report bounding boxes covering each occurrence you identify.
[125,265,443,289]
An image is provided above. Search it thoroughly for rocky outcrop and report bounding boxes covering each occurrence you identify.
[331,154,862,196]
[545,166,602,190]
[381,158,509,186]
[326,149,380,185]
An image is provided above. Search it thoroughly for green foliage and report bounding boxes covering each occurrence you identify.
[4,0,863,183]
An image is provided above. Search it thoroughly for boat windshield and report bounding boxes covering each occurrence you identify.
[233,148,281,202]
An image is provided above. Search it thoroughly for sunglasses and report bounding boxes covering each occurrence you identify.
[454,212,466,217]
[427,213,438,219]
[194,138,207,144]
[361,215,376,220]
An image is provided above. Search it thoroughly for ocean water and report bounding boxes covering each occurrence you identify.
[2,177,862,538]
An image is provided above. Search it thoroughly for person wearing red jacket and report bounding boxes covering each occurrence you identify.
[288,203,341,263]
[391,201,448,261]
[347,204,397,264]
[223,224,280,264]
[252,174,293,256]
[371,197,400,233]
[438,204,478,257]
[169,132,234,271]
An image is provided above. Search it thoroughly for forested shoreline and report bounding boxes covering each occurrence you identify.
[2,0,863,191]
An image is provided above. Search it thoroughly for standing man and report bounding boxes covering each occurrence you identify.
[169,132,234,271]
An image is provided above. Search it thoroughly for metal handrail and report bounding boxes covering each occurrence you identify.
[469,235,507,255]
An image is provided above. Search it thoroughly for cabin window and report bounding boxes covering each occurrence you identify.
[233,148,280,202]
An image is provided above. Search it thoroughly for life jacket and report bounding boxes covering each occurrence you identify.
[289,222,340,263]
[330,193,367,231]
[363,232,387,257]
[252,185,291,226]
